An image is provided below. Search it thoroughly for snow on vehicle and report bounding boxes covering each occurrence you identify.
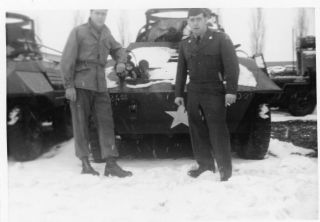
[267,66,286,75]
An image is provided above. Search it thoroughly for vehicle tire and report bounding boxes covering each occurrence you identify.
[235,103,271,159]
[7,106,43,161]
[288,90,316,116]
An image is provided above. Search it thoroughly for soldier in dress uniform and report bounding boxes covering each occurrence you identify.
[175,8,239,181]
[60,9,132,177]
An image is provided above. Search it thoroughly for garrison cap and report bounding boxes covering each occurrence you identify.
[90,9,108,13]
[187,8,211,18]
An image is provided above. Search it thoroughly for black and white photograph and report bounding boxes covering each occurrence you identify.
[1,0,318,221]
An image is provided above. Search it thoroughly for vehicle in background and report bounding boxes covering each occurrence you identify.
[6,12,71,161]
[269,35,316,116]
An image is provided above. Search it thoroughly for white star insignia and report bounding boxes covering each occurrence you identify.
[165,105,189,128]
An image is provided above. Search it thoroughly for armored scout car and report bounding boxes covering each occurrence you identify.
[102,8,282,160]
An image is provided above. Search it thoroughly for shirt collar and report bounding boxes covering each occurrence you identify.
[191,28,212,45]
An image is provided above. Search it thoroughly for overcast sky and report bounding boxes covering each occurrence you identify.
[10,8,315,62]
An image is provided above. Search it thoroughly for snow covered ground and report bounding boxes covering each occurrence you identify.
[271,108,317,122]
[7,110,318,221]
[8,139,318,221]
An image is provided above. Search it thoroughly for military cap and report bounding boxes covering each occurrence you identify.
[187,8,211,17]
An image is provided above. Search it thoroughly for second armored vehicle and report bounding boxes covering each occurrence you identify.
[6,12,71,161]
[268,35,316,116]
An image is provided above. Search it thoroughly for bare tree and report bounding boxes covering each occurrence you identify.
[33,16,42,44]
[250,8,265,55]
[296,8,308,38]
[117,10,130,47]
[73,10,85,27]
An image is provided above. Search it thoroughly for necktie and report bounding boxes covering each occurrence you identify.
[196,36,201,45]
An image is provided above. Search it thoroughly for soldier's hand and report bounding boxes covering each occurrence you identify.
[116,63,126,73]
[66,87,76,102]
[225,94,236,107]
[174,97,185,107]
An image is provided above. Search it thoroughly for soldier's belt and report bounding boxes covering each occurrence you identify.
[76,60,105,67]
[189,80,222,84]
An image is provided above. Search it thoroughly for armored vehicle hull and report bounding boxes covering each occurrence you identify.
[104,40,281,160]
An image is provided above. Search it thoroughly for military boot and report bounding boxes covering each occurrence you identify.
[81,157,100,176]
[104,157,133,178]
[188,164,216,178]
[219,166,232,182]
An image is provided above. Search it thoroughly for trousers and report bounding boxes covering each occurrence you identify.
[187,91,232,174]
[70,88,118,159]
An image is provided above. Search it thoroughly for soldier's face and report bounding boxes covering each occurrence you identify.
[188,13,208,36]
[90,10,108,27]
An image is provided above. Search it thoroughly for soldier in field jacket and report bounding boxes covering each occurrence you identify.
[61,9,132,178]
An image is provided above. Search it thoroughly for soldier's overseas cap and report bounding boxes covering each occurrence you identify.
[188,8,210,17]
[90,9,108,12]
